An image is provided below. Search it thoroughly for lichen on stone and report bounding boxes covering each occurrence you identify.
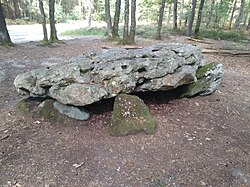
[109,94,157,136]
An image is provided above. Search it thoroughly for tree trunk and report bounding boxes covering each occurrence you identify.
[235,0,245,30]
[129,0,136,43]
[206,0,215,28]
[179,0,184,28]
[49,0,59,42]
[186,0,196,36]
[104,0,112,38]
[0,2,12,45]
[13,0,21,19]
[38,0,48,42]
[247,16,250,30]
[86,0,93,27]
[123,0,129,42]
[229,0,237,29]
[173,0,178,29]
[194,0,205,35]
[167,0,171,25]
[112,0,121,37]
[156,0,166,40]
[243,0,250,27]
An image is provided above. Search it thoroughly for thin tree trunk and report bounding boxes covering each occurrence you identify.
[186,0,196,36]
[78,0,83,18]
[112,0,121,37]
[243,0,250,27]
[173,0,178,29]
[49,0,59,42]
[206,0,215,28]
[166,0,171,25]
[247,16,250,30]
[165,0,171,25]
[86,0,93,27]
[229,0,237,29]
[87,8,92,27]
[179,0,184,28]
[130,0,136,43]
[235,0,245,29]
[38,0,48,42]
[123,0,129,42]
[194,0,205,35]
[156,0,166,40]
[0,2,12,45]
[13,0,21,19]
[104,0,112,38]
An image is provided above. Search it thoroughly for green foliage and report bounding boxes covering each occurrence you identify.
[198,29,247,42]
[139,0,161,21]
[61,27,107,36]
[55,4,67,23]
[0,40,14,47]
[6,19,36,25]
[68,6,81,21]
[136,24,168,39]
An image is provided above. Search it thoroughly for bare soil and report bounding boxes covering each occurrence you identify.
[0,36,250,187]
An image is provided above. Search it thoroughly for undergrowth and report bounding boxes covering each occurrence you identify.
[62,24,248,42]
[61,27,107,36]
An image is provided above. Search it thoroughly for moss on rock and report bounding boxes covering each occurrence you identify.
[109,94,157,136]
[180,62,223,97]
[16,98,31,114]
[36,99,77,125]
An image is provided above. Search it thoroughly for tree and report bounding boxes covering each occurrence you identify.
[112,0,121,37]
[123,0,130,42]
[156,0,166,40]
[104,0,112,38]
[38,0,48,43]
[49,0,59,42]
[186,0,197,36]
[0,1,12,45]
[206,0,215,28]
[229,0,237,29]
[85,0,94,27]
[179,0,184,27]
[130,0,136,43]
[235,0,245,30]
[247,16,250,30]
[173,0,178,29]
[13,0,21,19]
[194,0,205,35]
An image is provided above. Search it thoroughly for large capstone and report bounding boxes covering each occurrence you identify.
[14,43,222,106]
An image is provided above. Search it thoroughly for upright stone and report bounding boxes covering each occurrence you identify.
[109,94,157,136]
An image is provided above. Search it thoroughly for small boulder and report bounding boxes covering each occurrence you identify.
[37,99,90,124]
[53,101,90,120]
[109,94,157,136]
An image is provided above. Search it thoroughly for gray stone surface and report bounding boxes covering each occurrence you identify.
[14,43,210,106]
[180,62,223,97]
[53,101,90,120]
[109,94,157,136]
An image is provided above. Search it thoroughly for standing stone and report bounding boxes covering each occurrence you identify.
[109,94,157,136]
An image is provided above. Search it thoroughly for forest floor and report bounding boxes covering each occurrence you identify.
[0,36,250,187]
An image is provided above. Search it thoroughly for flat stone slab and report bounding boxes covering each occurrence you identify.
[14,43,217,107]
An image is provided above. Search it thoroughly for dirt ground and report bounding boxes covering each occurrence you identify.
[0,36,250,187]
